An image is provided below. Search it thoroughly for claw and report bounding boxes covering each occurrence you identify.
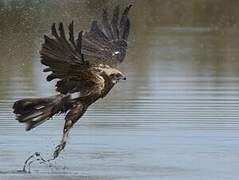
[53,141,66,159]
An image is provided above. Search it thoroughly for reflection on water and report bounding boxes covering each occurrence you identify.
[1,0,239,180]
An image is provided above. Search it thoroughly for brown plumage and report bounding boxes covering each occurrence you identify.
[13,5,132,159]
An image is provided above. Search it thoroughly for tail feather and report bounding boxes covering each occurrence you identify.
[13,94,70,131]
[25,112,51,131]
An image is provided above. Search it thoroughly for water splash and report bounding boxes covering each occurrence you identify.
[23,152,50,173]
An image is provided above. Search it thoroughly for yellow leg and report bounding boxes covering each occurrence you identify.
[51,103,86,160]
[52,120,72,160]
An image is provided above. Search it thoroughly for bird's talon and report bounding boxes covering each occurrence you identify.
[53,142,66,159]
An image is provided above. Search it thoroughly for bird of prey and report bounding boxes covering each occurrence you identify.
[13,5,132,159]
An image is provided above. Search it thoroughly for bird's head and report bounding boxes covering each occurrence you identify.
[108,69,126,84]
[94,64,126,84]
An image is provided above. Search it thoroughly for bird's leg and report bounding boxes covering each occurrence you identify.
[52,120,72,160]
[51,103,86,160]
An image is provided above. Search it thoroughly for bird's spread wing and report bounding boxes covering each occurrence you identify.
[82,5,132,66]
[40,22,102,95]
[40,5,131,95]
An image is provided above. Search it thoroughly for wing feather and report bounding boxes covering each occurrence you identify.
[111,5,120,39]
[68,21,77,50]
[39,5,132,95]
[119,5,132,40]
[82,5,132,66]
[40,22,99,95]
[102,8,114,40]
[121,18,130,41]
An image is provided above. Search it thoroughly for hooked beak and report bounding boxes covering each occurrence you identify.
[113,75,127,84]
[122,76,126,80]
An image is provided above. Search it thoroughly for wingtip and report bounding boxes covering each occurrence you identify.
[125,4,133,13]
[51,23,58,37]
[78,31,83,38]
[51,22,56,28]
[58,22,63,29]
[102,7,109,19]
[91,20,97,27]
[128,4,133,9]
[69,20,74,28]
[68,21,74,32]
[102,7,108,13]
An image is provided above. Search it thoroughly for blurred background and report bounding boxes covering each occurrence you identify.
[1,0,239,180]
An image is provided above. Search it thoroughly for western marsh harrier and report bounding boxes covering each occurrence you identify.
[13,5,132,159]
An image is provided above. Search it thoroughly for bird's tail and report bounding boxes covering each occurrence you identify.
[13,94,70,131]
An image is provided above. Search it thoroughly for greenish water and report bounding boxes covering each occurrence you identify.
[1,0,239,180]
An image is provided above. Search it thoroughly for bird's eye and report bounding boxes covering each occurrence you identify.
[116,73,121,78]
[110,74,115,78]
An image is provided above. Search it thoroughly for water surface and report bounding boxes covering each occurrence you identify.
[1,1,239,180]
